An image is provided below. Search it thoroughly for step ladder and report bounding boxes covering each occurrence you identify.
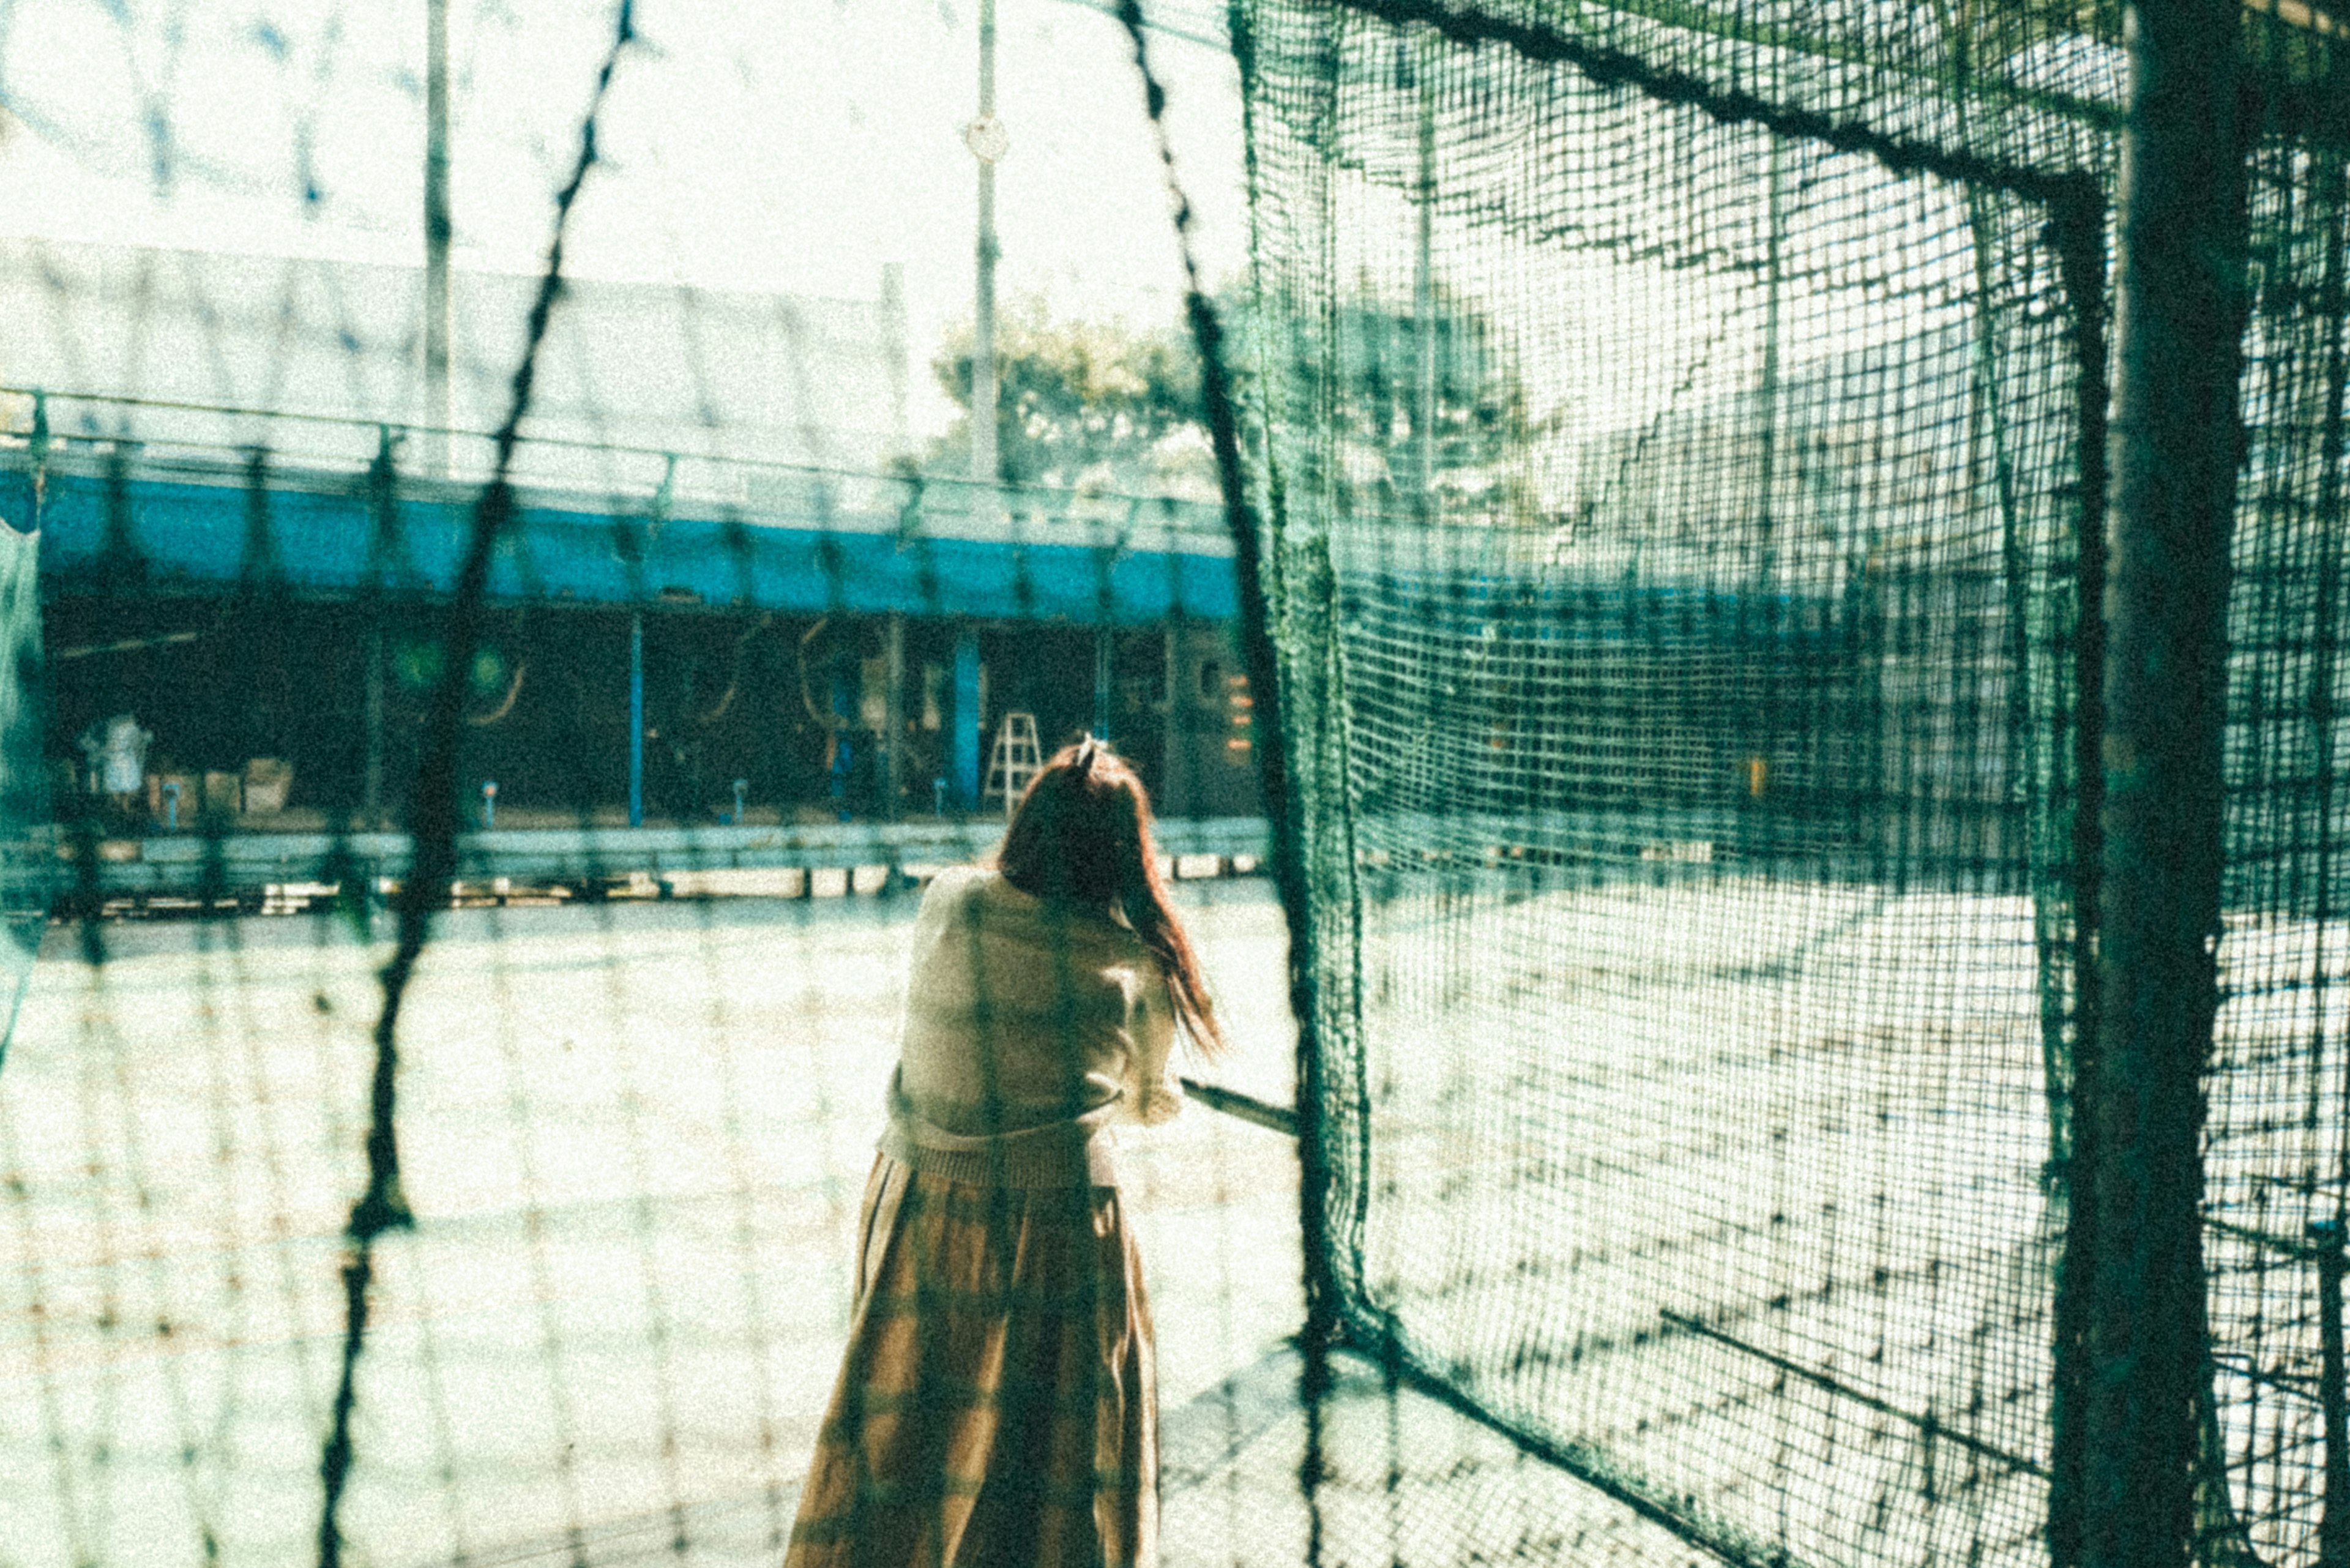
[983,711,1045,816]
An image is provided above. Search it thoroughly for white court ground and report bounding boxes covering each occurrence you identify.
[0,876,1725,1568]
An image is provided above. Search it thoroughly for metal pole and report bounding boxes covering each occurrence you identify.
[423,0,453,476]
[1094,626,1113,742]
[28,390,47,523]
[2312,134,2350,1568]
[885,612,906,820]
[364,625,385,826]
[969,0,999,491]
[2079,2,2249,1564]
[1163,622,1184,818]
[1412,34,1436,523]
[629,612,644,828]
[363,425,395,828]
[952,629,982,808]
[1758,137,1784,546]
[882,263,911,460]
[2316,1218,2349,1568]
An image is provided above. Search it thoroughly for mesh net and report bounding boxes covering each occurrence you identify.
[1226,2,2348,1566]
[0,6,1321,1566]
[7,0,2350,1564]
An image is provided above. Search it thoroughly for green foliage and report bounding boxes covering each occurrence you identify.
[1238,277,1537,526]
[933,290,1534,521]
[931,299,1215,496]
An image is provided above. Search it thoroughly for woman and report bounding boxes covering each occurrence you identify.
[786,736,1223,1568]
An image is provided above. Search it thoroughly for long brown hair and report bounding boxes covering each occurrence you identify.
[995,736,1225,1057]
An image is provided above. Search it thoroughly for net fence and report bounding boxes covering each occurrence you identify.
[1225,1,2349,1566]
[2,0,2346,1564]
[0,4,1325,1566]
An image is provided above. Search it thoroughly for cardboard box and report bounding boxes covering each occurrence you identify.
[243,758,293,813]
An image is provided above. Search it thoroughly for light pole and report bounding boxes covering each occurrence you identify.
[953,0,1008,815]
[966,0,1006,492]
[1412,31,1435,525]
[423,0,452,475]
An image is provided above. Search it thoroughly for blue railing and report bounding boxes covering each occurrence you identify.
[0,387,1240,625]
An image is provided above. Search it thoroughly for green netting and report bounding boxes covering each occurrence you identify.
[7,0,2350,1562]
[0,6,1319,1566]
[1226,2,2348,1565]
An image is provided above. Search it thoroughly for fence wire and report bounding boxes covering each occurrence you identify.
[1229,2,2350,1566]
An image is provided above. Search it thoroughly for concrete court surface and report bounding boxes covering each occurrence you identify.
[0,872,1880,1568]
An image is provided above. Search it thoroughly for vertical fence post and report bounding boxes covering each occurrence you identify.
[2046,175,2114,1568]
[629,611,644,828]
[422,0,452,477]
[364,426,398,831]
[364,628,385,826]
[969,0,999,491]
[2077,2,2251,1566]
[1411,29,1436,522]
[1162,621,1186,818]
[28,390,47,520]
[1094,625,1113,744]
[885,612,906,819]
[952,628,981,807]
[2317,1217,2349,1568]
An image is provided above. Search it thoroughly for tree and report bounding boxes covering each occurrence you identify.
[1305,280,1537,526]
[931,288,1535,521]
[931,300,1216,497]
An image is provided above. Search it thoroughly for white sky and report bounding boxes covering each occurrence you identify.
[0,0,1250,439]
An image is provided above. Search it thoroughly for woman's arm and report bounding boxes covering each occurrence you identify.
[1124,966,1185,1126]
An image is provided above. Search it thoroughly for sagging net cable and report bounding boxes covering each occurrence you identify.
[1112,6,1346,1564]
[316,8,645,1563]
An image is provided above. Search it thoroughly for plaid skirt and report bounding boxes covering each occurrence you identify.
[785,1153,1158,1568]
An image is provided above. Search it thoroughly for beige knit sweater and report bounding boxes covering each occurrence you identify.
[878,865,1183,1187]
